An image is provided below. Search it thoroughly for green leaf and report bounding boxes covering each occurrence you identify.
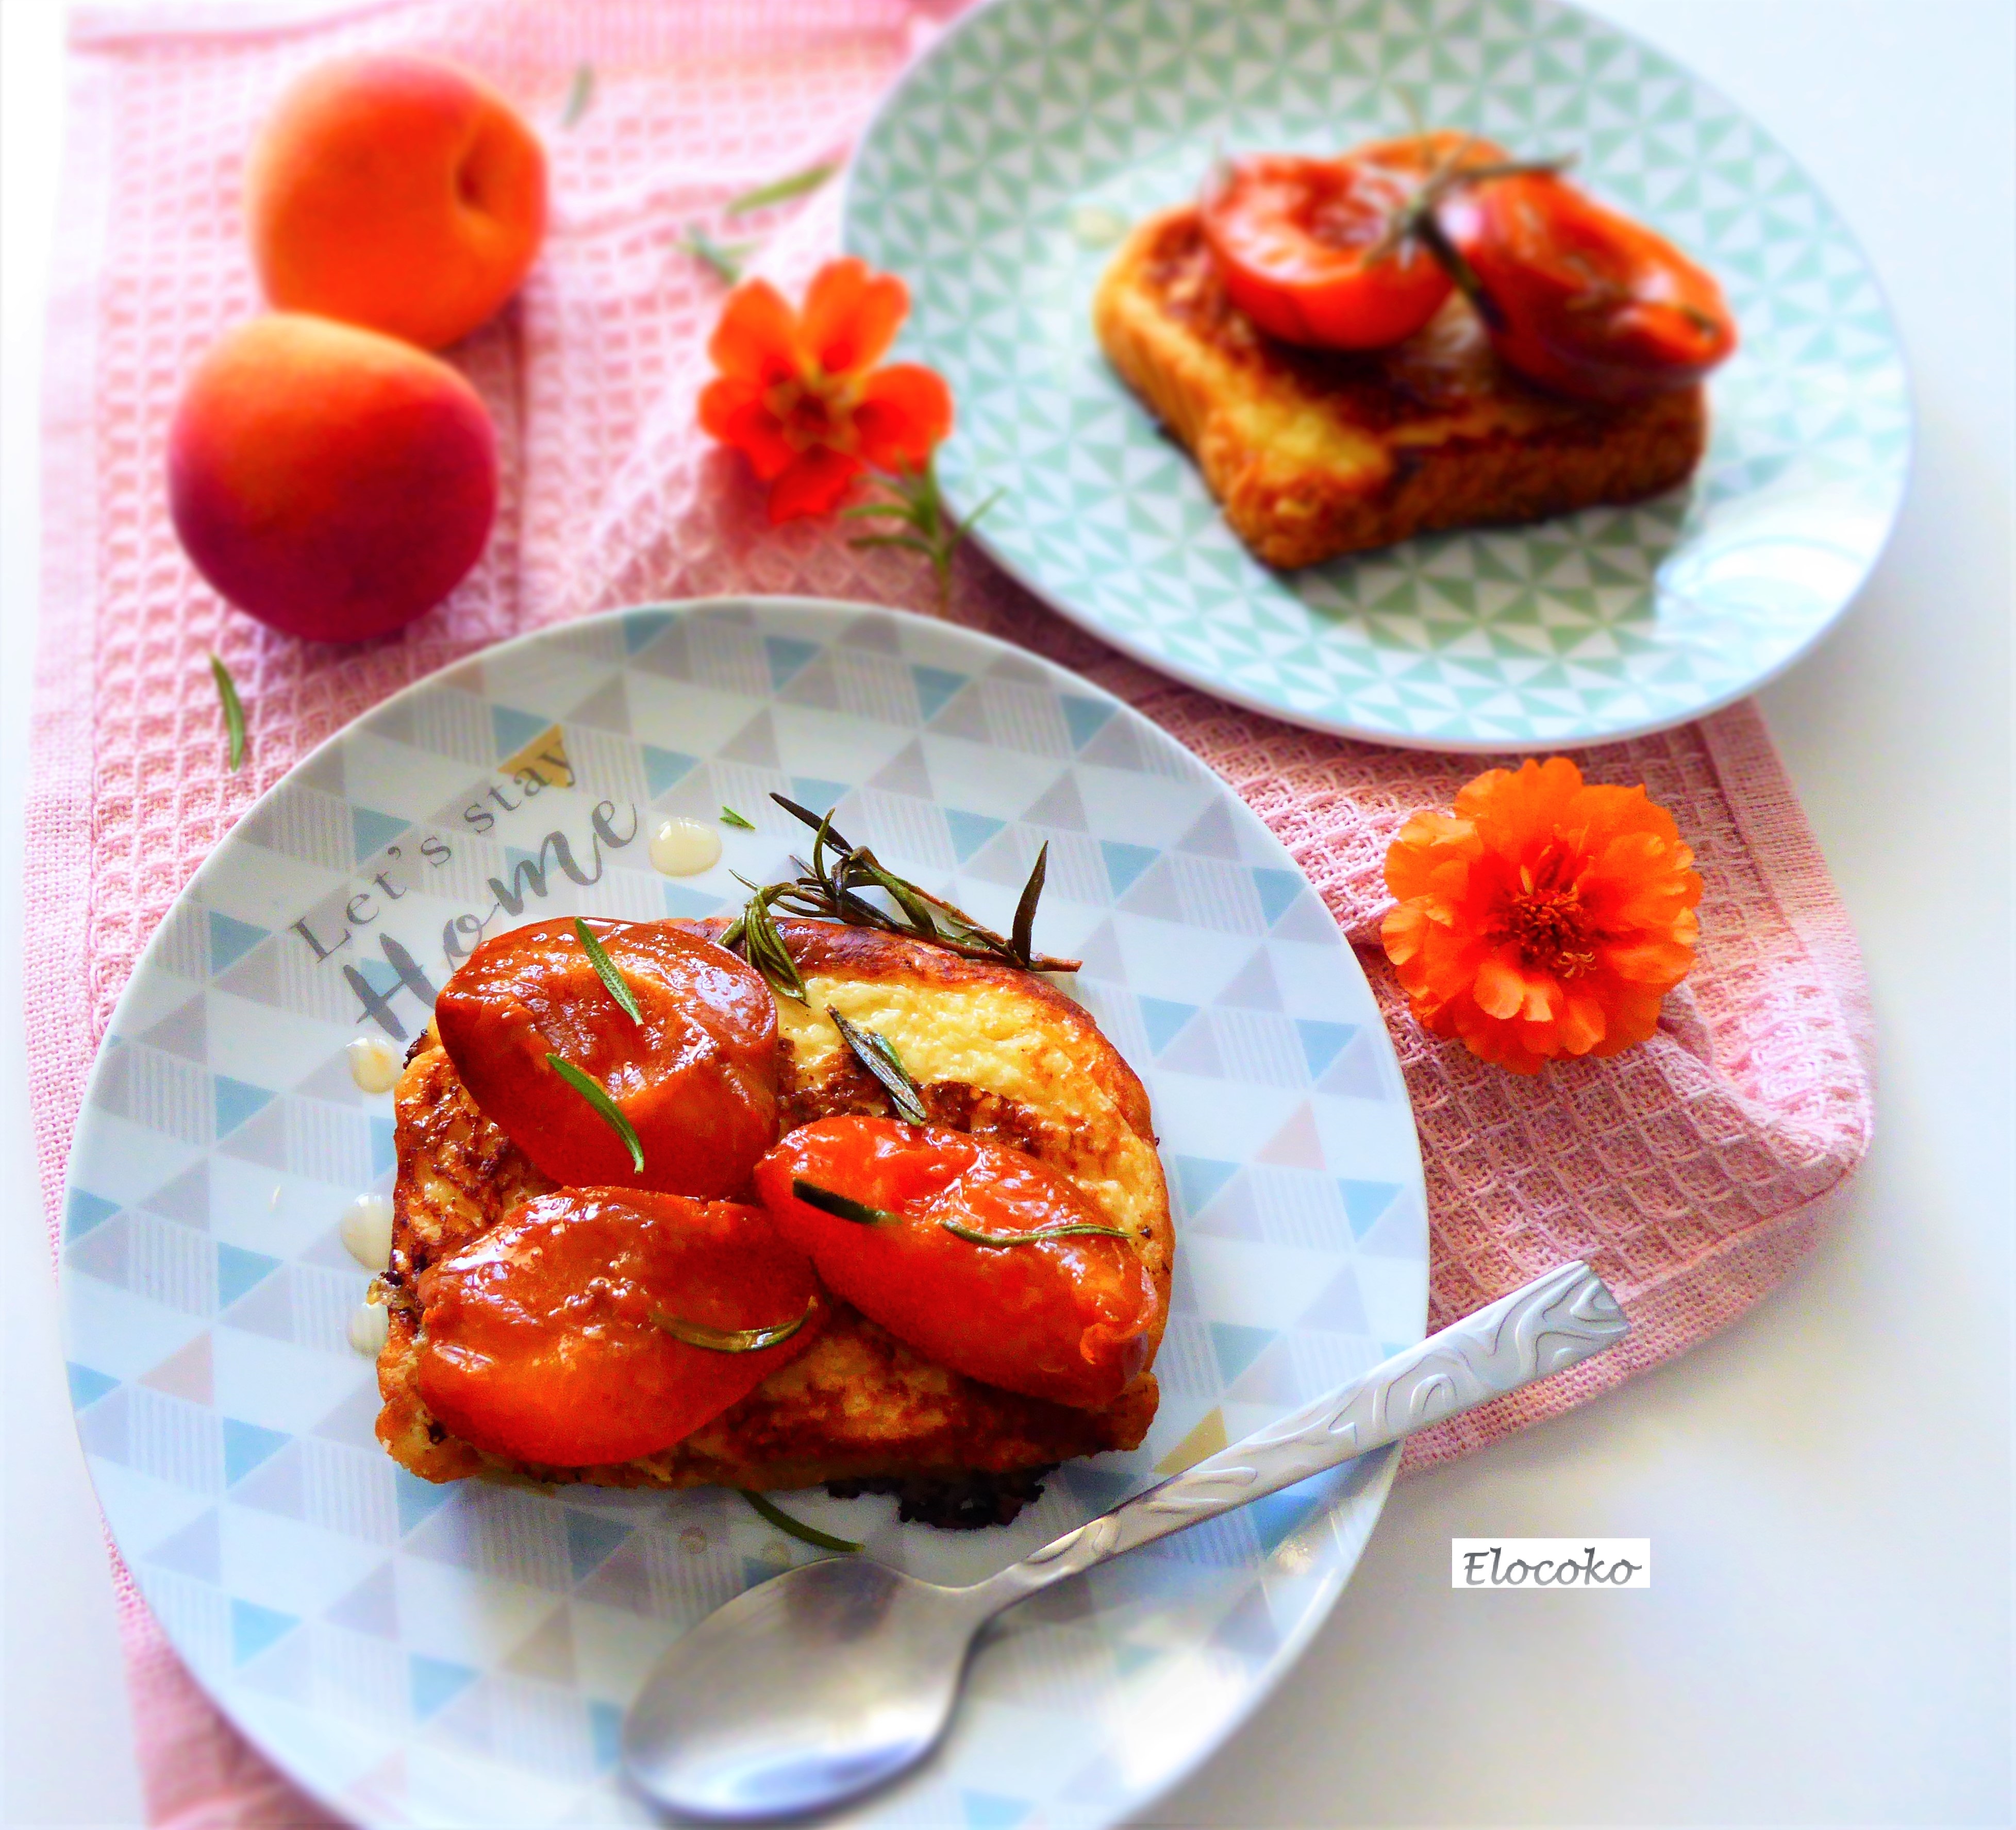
[1010,841,1048,967]
[790,1179,893,1227]
[560,63,594,129]
[573,918,643,1024]
[739,1489,861,1554]
[741,892,809,1004]
[652,1298,812,1353]
[847,533,936,557]
[545,1054,644,1171]
[209,653,246,771]
[938,1217,1132,1248]
[720,806,756,830]
[725,161,838,215]
[829,1009,928,1125]
[679,225,758,285]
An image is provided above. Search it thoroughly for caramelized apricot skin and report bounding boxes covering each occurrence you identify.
[434,918,778,1196]
[754,1116,1160,1411]
[413,1188,823,1467]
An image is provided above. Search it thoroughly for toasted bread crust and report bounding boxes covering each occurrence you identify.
[1094,207,1706,568]
[377,920,1169,1490]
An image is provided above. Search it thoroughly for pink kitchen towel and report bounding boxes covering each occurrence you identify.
[32,2,1874,1824]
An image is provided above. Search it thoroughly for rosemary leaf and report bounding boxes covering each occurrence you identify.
[209,653,246,772]
[736,891,809,1003]
[720,806,756,830]
[849,533,939,558]
[829,1009,928,1125]
[791,1179,894,1227]
[679,225,758,285]
[560,63,594,128]
[573,918,643,1024]
[739,1489,862,1554]
[545,1054,644,1171]
[1010,842,1048,967]
[651,1299,812,1354]
[771,793,855,852]
[725,161,838,215]
[938,1217,1132,1249]
[854,851,941,941]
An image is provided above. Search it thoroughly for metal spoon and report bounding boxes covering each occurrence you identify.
[623,1259,1627,1821]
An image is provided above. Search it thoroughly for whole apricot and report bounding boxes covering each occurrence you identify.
[167,314,496,643]
[246,54,547,350]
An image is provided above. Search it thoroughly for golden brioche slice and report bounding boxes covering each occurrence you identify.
[1093,206,1706,569]
[375,919,1170,1502]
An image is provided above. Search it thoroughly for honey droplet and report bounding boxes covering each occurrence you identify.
[346,1035,403,1095]
[649,816,723,877]
[340,1193,395,1270]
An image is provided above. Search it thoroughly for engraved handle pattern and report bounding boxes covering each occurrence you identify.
[972,1261,1627,1614]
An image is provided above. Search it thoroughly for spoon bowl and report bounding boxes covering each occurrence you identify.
[621,1557,989,1820]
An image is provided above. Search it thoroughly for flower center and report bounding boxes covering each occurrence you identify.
[1492,853,1596,979]
[763,367,862,455]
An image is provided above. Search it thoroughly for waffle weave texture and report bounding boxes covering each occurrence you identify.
[32,3,1873,1823]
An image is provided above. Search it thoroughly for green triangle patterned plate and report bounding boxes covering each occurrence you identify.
[844,0,1910,751]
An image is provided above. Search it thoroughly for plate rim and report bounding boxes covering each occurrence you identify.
[59,593,1427,1829]
[841,0,1916,754]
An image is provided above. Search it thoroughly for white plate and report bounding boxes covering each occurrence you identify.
[61,598,1426,1827]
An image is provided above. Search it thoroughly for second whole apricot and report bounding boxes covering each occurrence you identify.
[246,54,547,350]
[166,314,497,643]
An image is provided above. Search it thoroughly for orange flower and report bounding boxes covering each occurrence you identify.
[1381,757,1702,1075]
[698,257,953,522]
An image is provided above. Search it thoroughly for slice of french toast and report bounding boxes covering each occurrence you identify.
[1093,205,1706,569]
[375,920,1171,1503]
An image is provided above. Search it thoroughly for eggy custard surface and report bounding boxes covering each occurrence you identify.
[376,919,1172,1491]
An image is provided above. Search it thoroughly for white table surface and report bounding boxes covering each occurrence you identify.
[2,1,2008,1824]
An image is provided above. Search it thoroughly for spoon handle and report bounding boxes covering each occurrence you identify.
[971,1259,1627,1614]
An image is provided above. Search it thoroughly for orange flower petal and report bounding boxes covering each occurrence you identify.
[767,446,865,522]
[802,257,910,375]
[1602,936,1695,988]
[698,377,799,482]
[1556,991,1608,1055]
[1472,953,1529,1021]
[708,279,803,385]
[1380,901,1429,968]
[854,364,954,469]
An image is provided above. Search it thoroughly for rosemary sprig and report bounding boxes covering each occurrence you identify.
[1358,138,1577,328]
[729,885,810,1003]
[679,224,759,285]
[828,1010,928,1124]
[791,1177,1129,1251]
[545,1054,644,1171]
[652,1298,812,1354]
[791,1179,892,1226]
[560,63,594,129]
[844,454,999,610]
[573,918,643,1024]
[209,653,246,771]
[726,161,838,215]
[740,1488,861,1554]
[720,805,756,830]
[937,1217,1133,1249]
[742,795,1080,972]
